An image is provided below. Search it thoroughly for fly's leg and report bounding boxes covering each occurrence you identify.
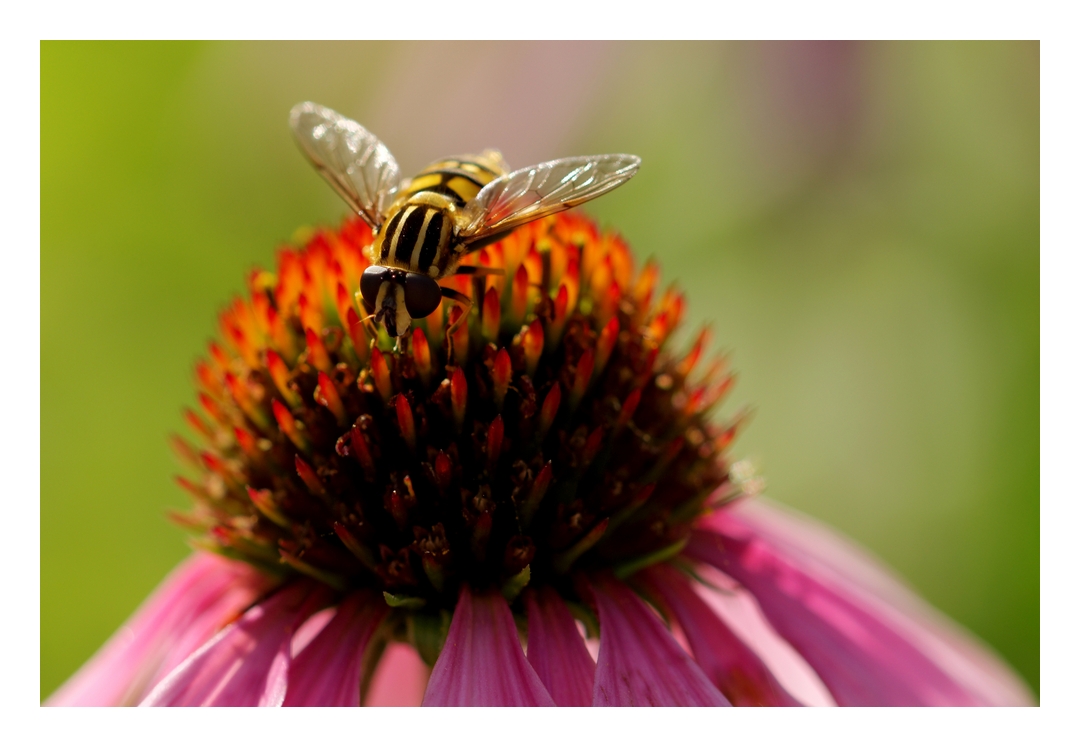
[455,266,505,316]
[441,286,473,361]
[454,266,505,277]
[354,313,380,355]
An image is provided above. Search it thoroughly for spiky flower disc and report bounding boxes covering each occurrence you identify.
[174,212,747,655]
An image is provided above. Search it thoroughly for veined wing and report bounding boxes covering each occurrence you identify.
[458,154,640,242]
[289,102,401,230]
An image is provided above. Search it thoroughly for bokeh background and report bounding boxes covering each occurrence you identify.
[40,41,1039,700]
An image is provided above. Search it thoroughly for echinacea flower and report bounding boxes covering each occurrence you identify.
[47,212,1033,707]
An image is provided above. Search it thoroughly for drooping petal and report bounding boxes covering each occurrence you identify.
[639,563,800,706]
[525,587,595,706]
[422,586,555,706]
[140,580,330,706]
[688,564,835,706]
[365,642,429,706]
[712,499,1034,705]
[588,574,730,706]
[283,591,386,706]
[290,607,336,657]
[46,553,272,706]
[688,508,993,705]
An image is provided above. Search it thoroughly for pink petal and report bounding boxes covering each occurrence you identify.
[364,642,429,706]
[588,574,730,706]
[422,586,555,706]
[140,580,331,706]
[290,607,335,658]
[688,564,835,706]
[525,587,595,706]
[639,563,801,706]
[283,591,387,706]
[46,553,271,706]
[713,499,1034,705]
[688,509,993,705]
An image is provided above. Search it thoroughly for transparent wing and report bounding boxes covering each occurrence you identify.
[459,154,641,242]
[289,102,401,230]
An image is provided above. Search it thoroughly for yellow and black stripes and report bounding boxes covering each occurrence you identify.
[375,154,507,277]
[402,157,504,207]
[379,204,451,275]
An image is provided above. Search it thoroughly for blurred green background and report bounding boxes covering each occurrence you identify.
[40,41,1039,700]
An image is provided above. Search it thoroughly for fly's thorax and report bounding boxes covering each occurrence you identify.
[373,154,508,278]
[374,192,457,278]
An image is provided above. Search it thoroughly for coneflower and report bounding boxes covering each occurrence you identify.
[47,212,1032,707]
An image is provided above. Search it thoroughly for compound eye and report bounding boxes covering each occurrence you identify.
[404,273,442,320]
[360,266,391,313]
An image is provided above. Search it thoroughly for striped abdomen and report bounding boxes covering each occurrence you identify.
[375,155,506,277]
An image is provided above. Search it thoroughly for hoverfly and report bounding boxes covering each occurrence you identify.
[290,101,641,339]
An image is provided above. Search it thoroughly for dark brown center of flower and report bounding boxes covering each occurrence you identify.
[173,213,747,613]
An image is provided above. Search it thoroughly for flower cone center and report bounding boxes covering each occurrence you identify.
[174,213,746,613]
